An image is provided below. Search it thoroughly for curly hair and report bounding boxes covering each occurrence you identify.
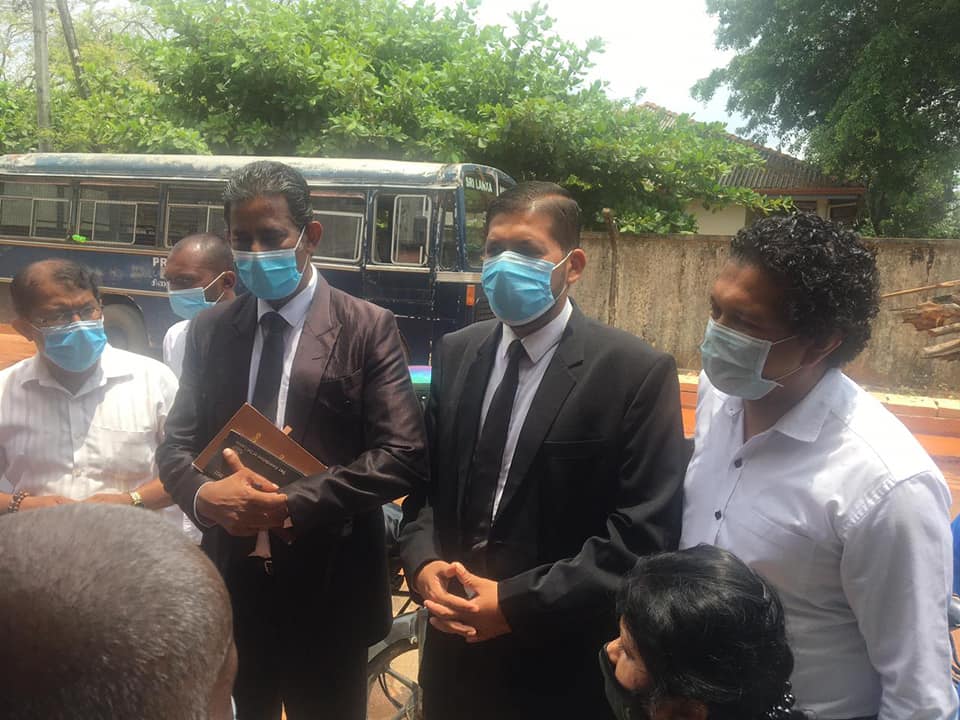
[730,213,880,367]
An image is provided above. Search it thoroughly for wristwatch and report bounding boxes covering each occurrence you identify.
[129,491,145,508]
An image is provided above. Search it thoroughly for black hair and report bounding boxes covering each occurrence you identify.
[169,232,236,273]
[10,259,101,318]
[0,504,233,720]
[223,160,312,229]
[730,213,880,367]
[484,181,581,253]
[618,544,795,720]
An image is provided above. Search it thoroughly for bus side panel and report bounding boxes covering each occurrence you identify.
[317,265,362,299]
[0,243,174,353]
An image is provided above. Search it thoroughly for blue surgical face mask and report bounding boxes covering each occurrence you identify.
[481,250,572,326]
[35,319,108,373]
[700,318,799,400]
[168,272,226,320]
[234,228,306,300]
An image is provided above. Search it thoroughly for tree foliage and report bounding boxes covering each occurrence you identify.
[1,0,778,231]
[695,0,960,237]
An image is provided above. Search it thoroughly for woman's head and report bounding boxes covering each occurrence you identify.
[603,545,795,720]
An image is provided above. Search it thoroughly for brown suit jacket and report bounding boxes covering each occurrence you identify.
[158,274,428,645]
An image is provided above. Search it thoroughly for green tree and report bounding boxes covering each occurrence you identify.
[695,0,960,237]
[3,0,779,231]
[0,0,207,154]
[137,0,774,230]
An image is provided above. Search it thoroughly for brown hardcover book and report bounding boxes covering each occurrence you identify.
[192,403,327,485]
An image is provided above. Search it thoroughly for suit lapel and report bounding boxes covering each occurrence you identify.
[286,274,342,444]
[494,309,586,522]
[221,294,257,413]
[454,324,501,523]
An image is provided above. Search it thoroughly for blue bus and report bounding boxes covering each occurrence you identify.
[0,153,513,365]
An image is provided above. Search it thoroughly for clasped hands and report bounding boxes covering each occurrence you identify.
[415,560,511,643]
[196,448,290,536]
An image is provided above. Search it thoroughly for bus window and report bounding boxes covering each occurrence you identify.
[312,193,364,262]
[438,192,457,270]
[32,184,72,239]
[393,195,430,265]
[78,185,158,246]
[372,192,431,266]
[0,182,34,237]
[463,171,498,268]
[0,182,73,240]
[166,186,225,245]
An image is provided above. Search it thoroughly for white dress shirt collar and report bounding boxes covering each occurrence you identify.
[500,298,573,363]
[20,344,133,397]
[718,366,842,444]
[256,264,317,329]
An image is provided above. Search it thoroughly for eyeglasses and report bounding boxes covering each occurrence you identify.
[31,303,103,328]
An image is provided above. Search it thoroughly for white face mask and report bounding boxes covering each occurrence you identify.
[700,318,801,400]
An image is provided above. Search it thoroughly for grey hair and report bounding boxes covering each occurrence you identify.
[223,160,313,229]
[0,504,233,720]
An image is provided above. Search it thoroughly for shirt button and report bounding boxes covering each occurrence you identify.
[714,510,722,520]
[734,458,743,468]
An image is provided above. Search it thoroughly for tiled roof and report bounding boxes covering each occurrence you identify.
[638,103,866,194]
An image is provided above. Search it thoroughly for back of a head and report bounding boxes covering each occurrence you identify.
[170,233,235,274]
[484,181,582,252]
[0,505,233,720]
[619,544,794,720]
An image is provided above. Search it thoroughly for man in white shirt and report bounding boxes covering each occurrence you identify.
[0,259,178,516]
[681,213,957,720]
[162,232,237,378]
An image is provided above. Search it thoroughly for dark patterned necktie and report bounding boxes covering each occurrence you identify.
[462,338,526,552]
[251,311,288,424]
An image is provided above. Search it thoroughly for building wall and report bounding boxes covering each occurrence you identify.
[571,232,960,397]
[687,203,748,235]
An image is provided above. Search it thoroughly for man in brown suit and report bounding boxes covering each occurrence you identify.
[157,161,428,720]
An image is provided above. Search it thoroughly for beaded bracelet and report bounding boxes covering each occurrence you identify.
[7,490,29,514]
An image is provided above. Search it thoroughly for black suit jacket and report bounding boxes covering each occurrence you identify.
[158,275,428,645]
[399,306,685,716]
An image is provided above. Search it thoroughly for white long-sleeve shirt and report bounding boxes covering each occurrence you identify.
[681,369,957,720]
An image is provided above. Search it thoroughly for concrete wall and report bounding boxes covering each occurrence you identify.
[571,232,960,397]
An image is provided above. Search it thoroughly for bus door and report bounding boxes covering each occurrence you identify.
[362,189,435,363]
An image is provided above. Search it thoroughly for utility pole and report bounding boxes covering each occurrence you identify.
[55,0,86,99]
[31,0,51,151]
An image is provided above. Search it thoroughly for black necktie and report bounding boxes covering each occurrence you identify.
[252,312,288,424]
[463,338,526,553]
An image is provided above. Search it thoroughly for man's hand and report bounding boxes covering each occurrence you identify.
[416,560,480,639]
[195,449,289,536]
[19,495,75,511]
[423,562,511,643]
[85,493,134,505]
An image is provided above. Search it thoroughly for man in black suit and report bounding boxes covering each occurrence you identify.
[399,181,686,719]
[157,161,428,720]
